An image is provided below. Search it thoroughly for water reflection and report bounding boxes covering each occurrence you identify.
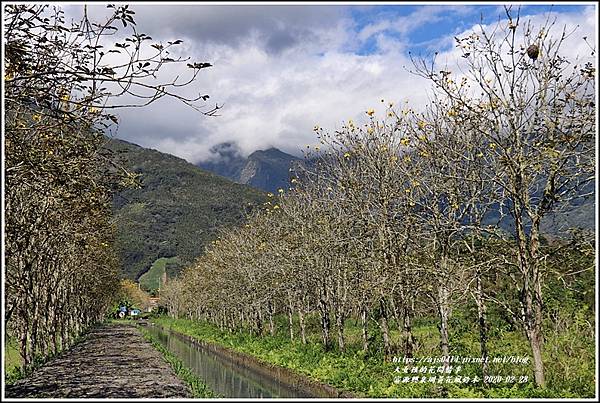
[145,325,314,398]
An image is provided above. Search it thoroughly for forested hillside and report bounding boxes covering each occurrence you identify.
[107,139,265,281]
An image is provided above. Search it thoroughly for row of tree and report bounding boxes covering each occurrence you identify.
[4,4,212,372]
[162,9,594,389]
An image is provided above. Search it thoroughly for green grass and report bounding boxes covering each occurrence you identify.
[152,313,595,398]
[139,257,178,292]
[138,325,218,398]
[4,336,24,384]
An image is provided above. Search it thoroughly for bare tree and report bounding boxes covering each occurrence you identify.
[410,6,595,386]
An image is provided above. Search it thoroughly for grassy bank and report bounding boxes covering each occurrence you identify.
[139,257,179,292]
[153,313,594,398]
[4,337,23,384]
[138,325,218,398]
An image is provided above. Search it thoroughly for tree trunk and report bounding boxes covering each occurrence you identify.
[475,267,489,381]
[528,327,546,388]
[287,299,295,342]
[523,263,546,388]
[437,284,451,372]
[402,298,415,358]
[361,303,369,352]
[516,209,546,388]
[267,301,275,336]
[19,315,30,370]
[319,297,331,351]
[255,308,263,336]
[298,306,307,344]
[379,298,391,357]
[336,312,346,352]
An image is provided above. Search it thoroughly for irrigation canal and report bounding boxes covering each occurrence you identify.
[144,324,318,398]
[5,322,340,398]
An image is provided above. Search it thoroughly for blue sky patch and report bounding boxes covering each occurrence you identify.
[345,3,588,56]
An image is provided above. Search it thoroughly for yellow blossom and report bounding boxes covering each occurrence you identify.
[344,152,351,158]
[366,108,375,116]
[400,138,410,146]
[418,120,426,129]
[403,156,411,163]
[367,127,374,134]
[273,205,280,209]
[267,192,274,198]
[278,188,284,193]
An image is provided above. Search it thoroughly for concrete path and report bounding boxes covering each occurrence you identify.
[5,323,191,398]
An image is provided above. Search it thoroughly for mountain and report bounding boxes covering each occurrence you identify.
[197,143,301,193]
[106,138,265,281]
[196,142,247,180]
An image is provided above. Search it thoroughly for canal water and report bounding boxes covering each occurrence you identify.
[144,325,315,398]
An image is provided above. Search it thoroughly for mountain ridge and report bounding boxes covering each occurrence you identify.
[197,143,301,193]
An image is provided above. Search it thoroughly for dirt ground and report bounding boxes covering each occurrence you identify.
[4,323,191,398]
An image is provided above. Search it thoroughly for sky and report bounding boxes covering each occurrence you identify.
[62,2,597,164]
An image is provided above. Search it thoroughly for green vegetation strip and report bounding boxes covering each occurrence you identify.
[4,337,24,385]
[139,257,178,292]
[138,325,218,398]
[152,317,415,398]
[152,316,593,398]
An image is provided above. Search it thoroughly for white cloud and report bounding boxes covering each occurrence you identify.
[93,4,596,165]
